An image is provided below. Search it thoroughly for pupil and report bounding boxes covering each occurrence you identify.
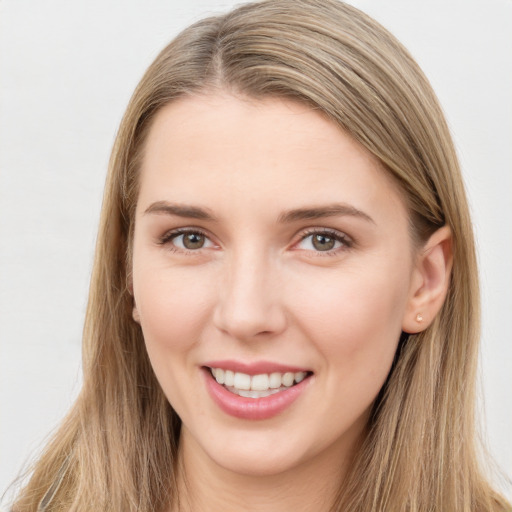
[313,234,335,251]
[183,233,205,249]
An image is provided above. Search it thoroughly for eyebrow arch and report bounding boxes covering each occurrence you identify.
[144,201,217,221]
[144,201,374,224]
[278,203,375,224]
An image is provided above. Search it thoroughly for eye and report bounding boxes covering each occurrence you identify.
[160,229,215,251]
[296,229,351,253]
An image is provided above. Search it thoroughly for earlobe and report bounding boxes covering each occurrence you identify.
[132,303,141,324]
[127,272,140,323]
[402,225,453,334]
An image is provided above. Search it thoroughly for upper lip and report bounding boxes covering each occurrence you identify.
[203,359,312,375]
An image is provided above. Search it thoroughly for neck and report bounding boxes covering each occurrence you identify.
[172,427,362,512]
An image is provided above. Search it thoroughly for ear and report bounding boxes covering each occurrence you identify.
[126,269,140,324]
[402,225,453,334]
[132,301,141,324]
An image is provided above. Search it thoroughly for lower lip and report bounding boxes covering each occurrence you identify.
[203,369,311,420]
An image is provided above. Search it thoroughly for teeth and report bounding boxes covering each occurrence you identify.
[210,368,309,394]
[269,372,282,389]
[251,373,269,391]
[233,372,251,390]
[282,372,294,387]
[224,370,235,387]
[295,371,306,383]
[214,368,225,384]
[236,388,282,398]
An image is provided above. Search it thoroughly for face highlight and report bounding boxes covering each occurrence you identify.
[131,92,420,480]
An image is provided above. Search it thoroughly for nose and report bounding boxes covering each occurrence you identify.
[213,250,287,341]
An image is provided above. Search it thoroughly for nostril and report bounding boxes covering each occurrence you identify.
[212,301,288,341]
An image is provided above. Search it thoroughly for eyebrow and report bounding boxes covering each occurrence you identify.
[144,200,374,225]
[278,204,375,224]
[144,201,217,221]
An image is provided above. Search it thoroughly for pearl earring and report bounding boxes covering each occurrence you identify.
[416,313,424,323]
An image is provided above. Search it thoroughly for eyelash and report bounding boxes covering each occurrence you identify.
[296,228,353,256]
[157,227,353,255]
[158,227,212,253]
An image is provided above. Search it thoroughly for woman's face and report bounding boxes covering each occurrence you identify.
[132,93,418,478]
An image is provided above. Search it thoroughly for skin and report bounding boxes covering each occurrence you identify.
[131,92,452,511]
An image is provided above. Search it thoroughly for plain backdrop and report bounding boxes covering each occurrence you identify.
[1,0,511,502]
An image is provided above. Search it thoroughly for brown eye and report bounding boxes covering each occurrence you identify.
[181,232,206,250]
[312,233,336,251]
[295,230,350,253]
[160,229,216,252]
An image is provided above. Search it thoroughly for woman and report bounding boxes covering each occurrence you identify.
[10,0,510,510]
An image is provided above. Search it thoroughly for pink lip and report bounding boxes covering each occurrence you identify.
[202,367,312,421]
[203,359,310,375]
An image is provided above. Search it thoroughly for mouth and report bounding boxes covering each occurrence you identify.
[202,362,313,419]
[206,367,312,399]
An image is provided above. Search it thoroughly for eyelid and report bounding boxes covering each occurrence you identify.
[292,227,353,254]
[158,226,217,250]
[156,226,353,254]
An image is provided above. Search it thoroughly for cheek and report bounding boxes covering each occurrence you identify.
[132,264,217,414]
[133,263,216,353]
[290,265,409,426]
[290,259,410,364]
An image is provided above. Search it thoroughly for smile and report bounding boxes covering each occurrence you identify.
[203,363,313,420]
[209,367,309,398]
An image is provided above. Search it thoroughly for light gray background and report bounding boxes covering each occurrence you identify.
[1,0,511,502]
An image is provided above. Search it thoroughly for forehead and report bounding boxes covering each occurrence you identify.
[137,92,407,227]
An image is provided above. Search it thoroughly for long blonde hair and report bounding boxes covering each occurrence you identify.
[12,1,510,510]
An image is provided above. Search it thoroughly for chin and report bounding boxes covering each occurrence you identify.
[208,442,309,478]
